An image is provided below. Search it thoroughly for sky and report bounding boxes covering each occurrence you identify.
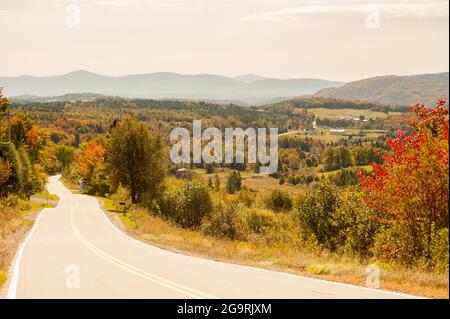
[0,0,448,81]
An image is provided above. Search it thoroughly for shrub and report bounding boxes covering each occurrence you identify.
[332,187,379,257]
[226,171,241,194]
[265,189,292,212]
[296,182,380,257]
[180,182,213,228]
[158,186,183,221]
[327,167,371,187]
[207,177,213,189]
[0,194,20,208]
[213,175,221,191]
[242,208,279,236]
[372,223,449,272]
[159,182,213,228]
[110,185,132,211]
[295,181,340,251]
[205,164,215,174]
[201,203,246,240]
[371,223,420,266]
[428,227,449,273]
[237,190,255,207]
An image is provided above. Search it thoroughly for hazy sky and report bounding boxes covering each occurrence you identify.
[0,0,448,81]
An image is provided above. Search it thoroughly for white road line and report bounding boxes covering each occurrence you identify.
[70,207,216,299]
[6,209,47,299]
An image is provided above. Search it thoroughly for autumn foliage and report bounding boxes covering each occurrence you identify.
[360,99,449,268]
[77,141,105,180]
[76,140,107,194]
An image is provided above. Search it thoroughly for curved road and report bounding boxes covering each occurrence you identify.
[2,176,418,299]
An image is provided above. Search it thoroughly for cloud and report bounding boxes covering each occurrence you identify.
[241,1,449,22]
[93,0,143,6]
[94,0,133,6]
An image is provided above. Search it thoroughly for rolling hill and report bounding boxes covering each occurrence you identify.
[315,72,449,107]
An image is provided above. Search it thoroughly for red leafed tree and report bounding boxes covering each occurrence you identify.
[360,99,449,230]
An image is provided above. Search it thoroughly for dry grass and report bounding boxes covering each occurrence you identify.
[98,198,449,299]
[0,193,55,288]
[0,202,32,288]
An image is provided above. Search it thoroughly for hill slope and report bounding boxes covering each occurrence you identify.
[315,72,449,106]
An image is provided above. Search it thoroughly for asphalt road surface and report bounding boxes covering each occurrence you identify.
[2,175,419,299]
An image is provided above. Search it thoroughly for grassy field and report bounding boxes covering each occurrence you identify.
[306,108,402,120]
[96,197,449,299]
[192,168,305,196]
[318,165,374,178]
[281,128,388,144]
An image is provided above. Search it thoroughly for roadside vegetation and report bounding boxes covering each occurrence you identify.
[3,90,449,297]
[73,100,447,297]
[0,89,59,288]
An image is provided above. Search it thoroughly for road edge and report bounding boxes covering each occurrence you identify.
[0,207,49,299]
[93,196,425,299]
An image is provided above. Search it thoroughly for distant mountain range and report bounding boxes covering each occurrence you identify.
[315,72,449,107]
[2,71,447,107]
[0,71,344,105]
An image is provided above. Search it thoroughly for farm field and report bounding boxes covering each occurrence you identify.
[192,168,305,196]
[281,128,388,143]
[305,108,403,120]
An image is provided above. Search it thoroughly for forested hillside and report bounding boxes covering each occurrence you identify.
[315,72,449,106]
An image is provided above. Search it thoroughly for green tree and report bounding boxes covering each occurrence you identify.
[0,88,8,113]
[17,146,35,196]
[54,145,75,173]
[0,143,23,194]
[105,117,166,204]
[0,157,12,196]
[296,181,340,250]
[336,146,353,169]
[324,148,335,171]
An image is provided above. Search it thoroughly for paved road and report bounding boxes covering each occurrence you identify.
[2,175,418,299]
